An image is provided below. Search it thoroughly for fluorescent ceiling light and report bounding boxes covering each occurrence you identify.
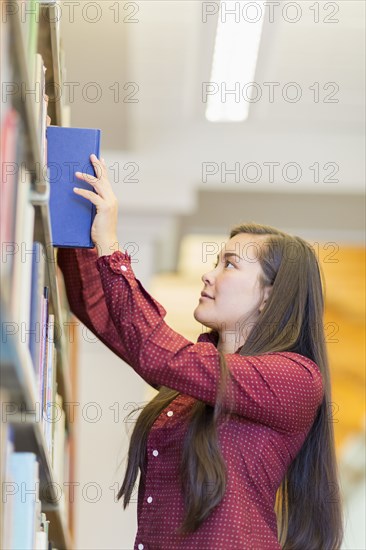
[205,1,266,122]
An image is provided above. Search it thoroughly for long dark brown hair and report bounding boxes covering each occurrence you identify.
[116,222,344,549]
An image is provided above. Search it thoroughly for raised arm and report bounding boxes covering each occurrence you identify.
[96,250,324,435]
[56,247,139,366]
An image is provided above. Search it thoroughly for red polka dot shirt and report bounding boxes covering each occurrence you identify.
[57,247,324,550]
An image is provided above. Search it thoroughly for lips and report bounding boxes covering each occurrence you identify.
[201,291,214,299]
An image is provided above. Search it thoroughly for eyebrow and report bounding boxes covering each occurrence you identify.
[216,252,241,262]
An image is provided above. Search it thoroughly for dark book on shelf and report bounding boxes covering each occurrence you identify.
[47,126,101,248]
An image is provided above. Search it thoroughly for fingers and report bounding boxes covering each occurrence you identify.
[74,154,109,197]
[74,170,106,199]
[75,155,106,182]
[74,154,116,206]
[75,171,97,184]
[90,153,107,180]
[90,154,103,179]
[73,186,103,206]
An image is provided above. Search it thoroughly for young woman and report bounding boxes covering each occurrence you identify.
[57,154,344,549]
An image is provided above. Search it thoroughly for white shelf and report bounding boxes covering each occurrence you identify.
[2,3,76,548]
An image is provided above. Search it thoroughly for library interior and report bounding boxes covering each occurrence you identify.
[1,1,365,549]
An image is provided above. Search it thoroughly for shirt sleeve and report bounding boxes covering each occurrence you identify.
[95,250,324,435]
[56,247,142,366]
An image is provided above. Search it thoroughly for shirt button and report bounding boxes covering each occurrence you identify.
[138,544,144,549]
[147,496,153,503]
[152,449,159,456]
[121,265,127,271]
[167,411,173,417]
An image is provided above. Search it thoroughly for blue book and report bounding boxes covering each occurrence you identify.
[9,452,39,550]
[47,126,101,248]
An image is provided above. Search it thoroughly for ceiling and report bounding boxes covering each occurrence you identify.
[60,1,365,216]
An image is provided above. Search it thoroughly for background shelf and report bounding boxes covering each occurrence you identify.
[1,2,76,548]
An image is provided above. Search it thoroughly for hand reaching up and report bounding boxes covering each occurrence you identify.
[73,154,121,256]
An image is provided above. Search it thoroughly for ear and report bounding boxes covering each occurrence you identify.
[259,285,272,313]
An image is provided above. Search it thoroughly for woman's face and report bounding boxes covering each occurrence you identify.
[193,233,271,347]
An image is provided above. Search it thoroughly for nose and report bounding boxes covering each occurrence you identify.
[201,268,214,286]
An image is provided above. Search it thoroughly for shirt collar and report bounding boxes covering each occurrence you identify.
[197,330,219,345]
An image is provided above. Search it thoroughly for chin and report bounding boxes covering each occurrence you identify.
[193,307,216,330]
[193,307,206,325]
[193,306,201,323]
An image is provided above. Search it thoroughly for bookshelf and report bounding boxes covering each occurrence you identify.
[1,1,76,548]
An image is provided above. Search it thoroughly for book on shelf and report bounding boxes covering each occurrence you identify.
[28,0,40,86]
[29,242,46,385]
[5,451,52,550]
[0,109,24,287]
[10,166,35,328]
[43,313,58,457]
[4,243,69,507]
[0,63,48,290]
[37,308,68,482]
[17,0,40,87]
[37,308,62,463]
[27,244,60,444]
[38,286,49,412]
[0,390,15,550]
[47,125,101,248]
[0,4,13,129]
[53,392,66,483]
[52,393,69,522]
[7,451,38,550]
[34,53,49,166]
[0,112,34,308]
[0,422,58,550]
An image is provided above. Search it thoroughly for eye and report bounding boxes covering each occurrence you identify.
[213,259,235,269]
[224,260,235,269]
